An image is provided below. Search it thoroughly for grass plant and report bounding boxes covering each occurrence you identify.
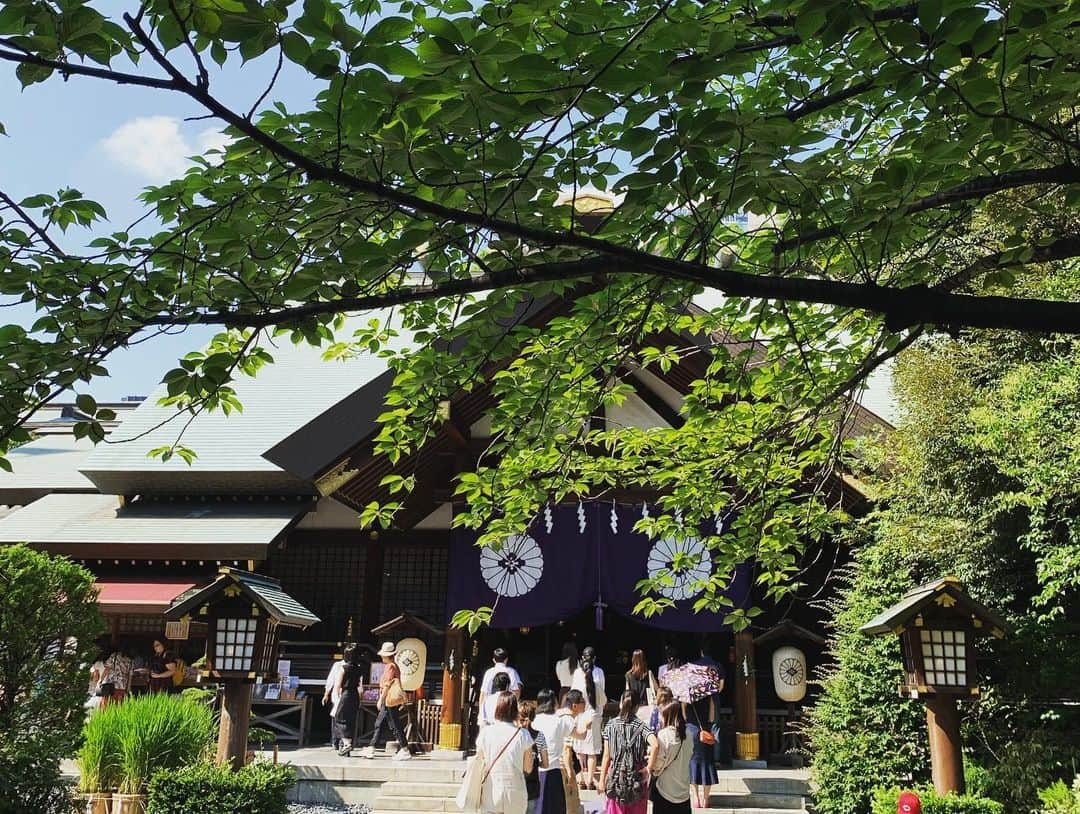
[78,704,122,793]
[111,694,215,795]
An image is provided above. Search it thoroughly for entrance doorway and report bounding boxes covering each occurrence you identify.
[473,605,733,708]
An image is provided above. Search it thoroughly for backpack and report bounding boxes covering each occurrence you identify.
[172,657,186,687]
[606,720,646,805]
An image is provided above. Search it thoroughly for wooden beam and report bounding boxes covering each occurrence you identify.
[620,368,685,428]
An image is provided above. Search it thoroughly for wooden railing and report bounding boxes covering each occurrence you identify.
[414,699,443,751]
[714,707,800,758]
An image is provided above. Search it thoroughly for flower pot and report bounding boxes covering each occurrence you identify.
[110,793,146,814]
[77,792,112,814]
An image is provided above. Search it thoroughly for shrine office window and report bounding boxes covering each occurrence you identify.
[379,542,449,624]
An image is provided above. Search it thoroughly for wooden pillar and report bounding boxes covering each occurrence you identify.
[732,629,759,761]
[925,695,965,795]
[438,627,466,750]
[217,680,252,769]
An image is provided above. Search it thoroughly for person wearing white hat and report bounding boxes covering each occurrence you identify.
[359,641,414,760]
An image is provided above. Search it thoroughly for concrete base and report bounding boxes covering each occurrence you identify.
[732,759,769,770]
[428,749,466,761]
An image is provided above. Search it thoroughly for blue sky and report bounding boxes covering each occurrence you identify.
[1,38,313,401]
[0,34,898,420]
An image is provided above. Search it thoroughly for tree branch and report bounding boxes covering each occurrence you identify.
[775,164,1080,253]
[0,189,67,257]
[0,40,180,90]
[137,248,1080,335]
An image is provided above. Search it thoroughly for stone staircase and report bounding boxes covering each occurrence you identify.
[277,748,810,814]
[371,766,809,814]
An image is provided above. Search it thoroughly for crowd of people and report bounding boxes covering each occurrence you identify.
[85,638,181,711]
[465,641,724,814]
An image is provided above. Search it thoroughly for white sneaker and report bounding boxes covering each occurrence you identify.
[392,749,413,761]
[358,746,376,759]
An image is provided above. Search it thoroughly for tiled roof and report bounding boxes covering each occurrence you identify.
[167,567,319,628]
[0,435,98,504]
[81,313,406,495]
[0,493,310,560]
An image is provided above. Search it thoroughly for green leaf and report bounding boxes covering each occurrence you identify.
[305,48,340,78]
[370,43,425,77]
[280,31,311,66]
[75,394,97,416]
[366,16,414,44]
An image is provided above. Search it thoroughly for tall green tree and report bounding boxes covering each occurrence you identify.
[806,266,1080,813]
[0,545,104,814]
[1,0,1078,611]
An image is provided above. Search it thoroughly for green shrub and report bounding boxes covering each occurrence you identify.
[972,728,1080,813]
[146,761,295,814]
[871,787,1005,814]
[111,694,216,793]
[0,546,104,814]
[1038,777,1080,813]
[804,547,930,814]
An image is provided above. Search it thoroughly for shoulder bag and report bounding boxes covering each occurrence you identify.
[455,729,520,812]
[385,676,408,708]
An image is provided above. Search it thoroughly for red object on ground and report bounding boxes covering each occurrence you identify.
[94,580,196,614]
[898,791,922,814]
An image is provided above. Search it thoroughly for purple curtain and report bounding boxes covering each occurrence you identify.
[448,504,749,631]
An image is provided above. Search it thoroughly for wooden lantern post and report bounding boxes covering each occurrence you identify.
[861,576,1008,796]
[165,568,320,769]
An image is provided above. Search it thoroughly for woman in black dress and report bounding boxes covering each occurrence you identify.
[332,644,362,756]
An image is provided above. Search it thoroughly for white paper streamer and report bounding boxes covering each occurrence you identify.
[578,502,587,534]
[544,503,554,534]
[609,504,618,534]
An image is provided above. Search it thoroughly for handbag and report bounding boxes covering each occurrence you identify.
[456,730,520,812]
[455,755,485,813]
[96,681,115,698]
[385,677,408,708]
[698,729,716,746]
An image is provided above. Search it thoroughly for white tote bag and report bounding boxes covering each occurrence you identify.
[455,754,485,813]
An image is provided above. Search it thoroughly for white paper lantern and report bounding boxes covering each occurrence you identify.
[771,645,807,703]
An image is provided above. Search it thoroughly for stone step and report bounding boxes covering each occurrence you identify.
[377,784,805,810]
[380,781,463,798]
[294,762,466,784]
[373,795,806,814]
[374,809,804,814]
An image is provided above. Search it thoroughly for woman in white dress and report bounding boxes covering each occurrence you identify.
[570,647,606,789]
[476,692,534,814]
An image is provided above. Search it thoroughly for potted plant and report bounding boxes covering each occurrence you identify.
[77,706,120,814]
[110,694,215,814]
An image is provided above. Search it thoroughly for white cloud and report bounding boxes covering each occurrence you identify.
[101,116,229,181]
[196,128,233,164]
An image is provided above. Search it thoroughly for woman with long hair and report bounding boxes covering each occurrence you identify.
[647,702,692,814]
[332,643,362,756]
[623,650,658,709]
[555,642,578,704]
[598,691,657,814]
[570,646,607,789]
